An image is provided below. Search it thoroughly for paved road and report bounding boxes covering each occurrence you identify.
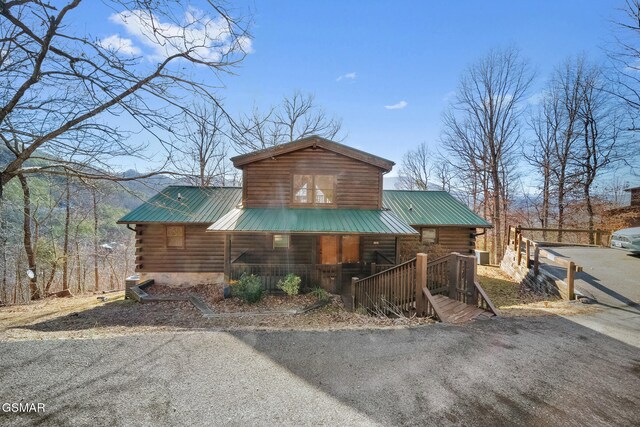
[539,246,640,308]
[1,314,639,426]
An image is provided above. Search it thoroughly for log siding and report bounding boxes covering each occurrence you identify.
[242,147,384,209]
[135,224,225,272]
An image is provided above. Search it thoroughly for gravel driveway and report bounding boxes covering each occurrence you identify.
[539,246,640,307]
[1,313,639,426]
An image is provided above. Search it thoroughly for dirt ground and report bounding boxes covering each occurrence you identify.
[0,290,436,341]
[0,266,599,341]
[477,265,600,317]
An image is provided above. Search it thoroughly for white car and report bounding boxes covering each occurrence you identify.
[610,227,640,254]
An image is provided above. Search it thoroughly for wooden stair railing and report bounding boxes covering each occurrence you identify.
[352,257,418,314]
[352,252,498,322]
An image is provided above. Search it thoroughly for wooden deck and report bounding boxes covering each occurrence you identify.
[352,253,498,323]
[430,294,494,323]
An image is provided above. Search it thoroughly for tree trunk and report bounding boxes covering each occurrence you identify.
[93,189,99,291]
[44,261,57,294]
[62,175,70,290]
[0,196,7,301]
[491,173,503,265]
[557,174,565,243]
[18,174,40,300]
[541,163,550,241]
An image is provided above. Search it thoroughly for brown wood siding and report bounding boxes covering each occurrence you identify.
[398,227,476,258]
[631,189,640,207]
[242,147,383,209]
[433,227,476,254]
[230,234,315,264]
[135,224,225,272]
[362,236,396,264]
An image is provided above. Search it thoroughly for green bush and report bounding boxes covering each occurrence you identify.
[232,274,264,304]
[310,286,330,301]
[277,273,301,296]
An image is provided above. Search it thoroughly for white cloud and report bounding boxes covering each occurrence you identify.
[99,34,141,55]
[384,100,408,110]
[336,72,356,82]
[109,7,252,62]
[527,90,547,105]
[442,90,456,103]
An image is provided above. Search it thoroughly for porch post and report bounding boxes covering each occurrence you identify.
[415,253,427,316]
[223,234,231,280]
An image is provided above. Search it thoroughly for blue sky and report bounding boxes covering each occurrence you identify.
[84,0,623,177]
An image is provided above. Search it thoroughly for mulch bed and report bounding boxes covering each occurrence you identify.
[146,284,321,313]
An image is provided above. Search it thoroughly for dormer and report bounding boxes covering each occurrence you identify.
[231,136,394,209]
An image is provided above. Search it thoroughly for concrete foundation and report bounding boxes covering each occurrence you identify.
[138,272,225,288]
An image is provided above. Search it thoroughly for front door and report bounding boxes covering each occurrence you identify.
[318,236,339,292]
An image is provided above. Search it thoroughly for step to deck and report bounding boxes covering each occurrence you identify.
[431,294,493,323]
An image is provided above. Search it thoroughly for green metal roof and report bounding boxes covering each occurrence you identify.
[117,186,242,224]
[207,208,418,235]
[118,186,490,229]
[382,190,492,228]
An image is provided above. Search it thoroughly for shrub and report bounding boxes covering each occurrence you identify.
[310,286,330,301]
[277,273,301,297]
[232,274,264,304]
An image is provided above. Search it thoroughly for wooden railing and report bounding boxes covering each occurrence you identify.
[230,263,340,291]
[353,252,497,318]
[425,255,451,295]
[506,225,590,300]
[507,225,610,248]
[352,257,418,314]
[370,263,395,275]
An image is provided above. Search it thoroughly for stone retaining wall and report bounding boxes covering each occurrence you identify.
[500,246,561,298]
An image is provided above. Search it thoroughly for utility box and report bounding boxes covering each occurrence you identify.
[124,275,140,299]
[475,250,490,265]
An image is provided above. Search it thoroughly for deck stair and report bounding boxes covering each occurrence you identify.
[352,253,497,324]
[424,292,495,324]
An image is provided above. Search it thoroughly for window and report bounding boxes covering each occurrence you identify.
[273,234,290,249]
[293,174,335,205]
[421,228,438,244]
[341,235,360,263]
[166,225,185,249]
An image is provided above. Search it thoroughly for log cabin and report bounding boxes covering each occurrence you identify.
[118,136,491,293]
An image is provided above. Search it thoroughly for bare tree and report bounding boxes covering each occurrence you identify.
[432,153,457,192]
[232,91,343,152]
[443,48,533,263]
[17,174,39,299]
[574,63,628,240]
[526,101,556,239]
[176,104,231,187]
[608,0,640,129]
[0,0,251,194]
[397,142,431,190]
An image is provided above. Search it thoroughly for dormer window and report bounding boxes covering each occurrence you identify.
[293,174,335,205]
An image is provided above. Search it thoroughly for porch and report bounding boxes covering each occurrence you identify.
[229,259,395,294]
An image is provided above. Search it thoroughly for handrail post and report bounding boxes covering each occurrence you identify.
[567,262,575,300]
[534,246,539,275]
[351,277,358,312]
[448,253,458,299]
[466,256,477,306]
[525,239,531,268]
[415,253,427,316]
[516,233,523,265]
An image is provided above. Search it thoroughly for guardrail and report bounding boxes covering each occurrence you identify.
[506,225,592,300]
